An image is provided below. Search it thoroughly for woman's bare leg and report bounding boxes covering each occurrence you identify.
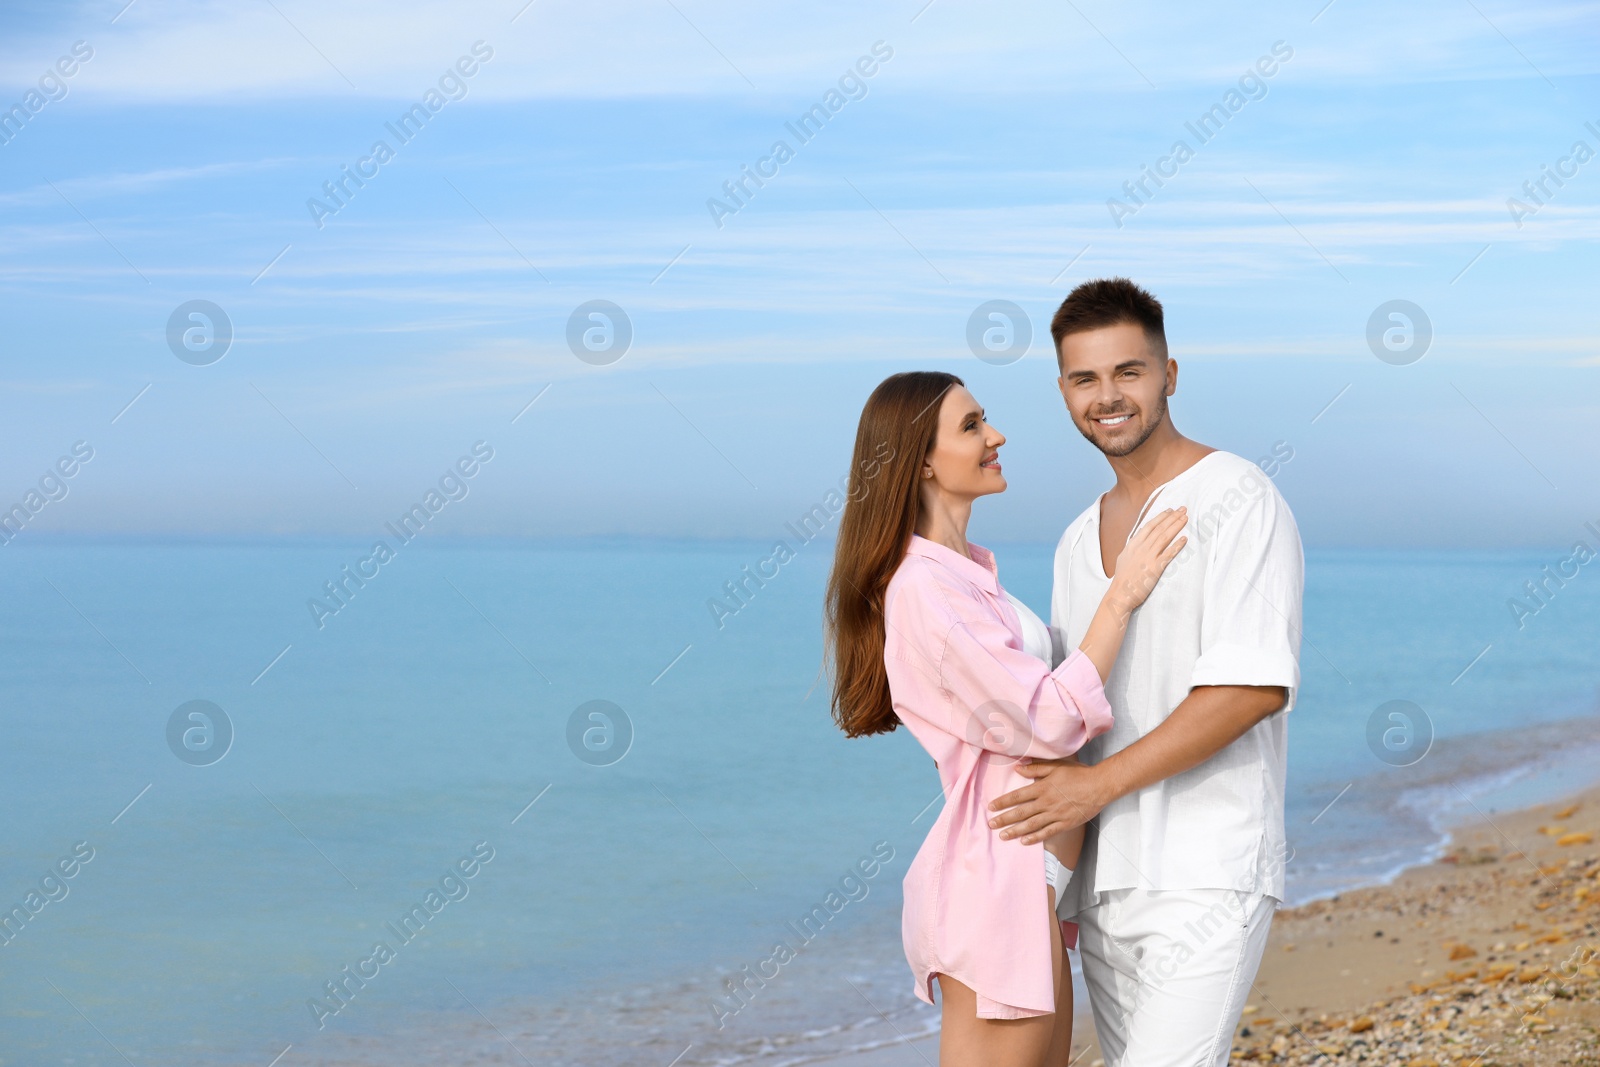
[936,972,1055,1067]
[1040,831,1080,1066]
[1042,886,1076,1065]
[1043,824,1084,870]
[935,885,1066,1067]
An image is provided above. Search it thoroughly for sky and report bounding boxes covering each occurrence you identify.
[0,0,1596,547]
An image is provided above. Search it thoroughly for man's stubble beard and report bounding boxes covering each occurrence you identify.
[1075,390,1169,458]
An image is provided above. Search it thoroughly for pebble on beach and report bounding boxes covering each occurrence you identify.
[1225,801,1600,1067]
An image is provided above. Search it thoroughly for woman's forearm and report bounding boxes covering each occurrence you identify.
[1073,507,1187,683]
[1076,584,1134,683]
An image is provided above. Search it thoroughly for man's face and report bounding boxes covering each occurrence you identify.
[1055,322,1176,458]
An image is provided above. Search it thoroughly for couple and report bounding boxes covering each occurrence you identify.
[824,278,1304,1067]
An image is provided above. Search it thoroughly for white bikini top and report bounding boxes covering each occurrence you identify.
[1003,590,1055,666]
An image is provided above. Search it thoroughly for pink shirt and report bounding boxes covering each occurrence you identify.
[884,535,1114,1018]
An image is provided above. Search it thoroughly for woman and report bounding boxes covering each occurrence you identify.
[825,371,1186,1067]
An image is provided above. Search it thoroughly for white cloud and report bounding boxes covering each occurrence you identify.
[3,0,1594,101]
[0,159,298,206]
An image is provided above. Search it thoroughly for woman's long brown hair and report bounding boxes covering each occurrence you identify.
[825,371,962,738]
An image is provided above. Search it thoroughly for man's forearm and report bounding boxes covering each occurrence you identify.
[1090,684,1286,808]
[988,684,1289,844]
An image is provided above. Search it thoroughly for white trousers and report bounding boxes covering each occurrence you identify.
[1075,887,1276,1067]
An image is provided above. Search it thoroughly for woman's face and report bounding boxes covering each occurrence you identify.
[921,384,1007,500]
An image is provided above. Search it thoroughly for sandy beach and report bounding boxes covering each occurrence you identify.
[819,783,1600,1067]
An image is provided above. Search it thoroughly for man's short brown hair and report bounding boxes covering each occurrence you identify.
[1050,277,1168,369]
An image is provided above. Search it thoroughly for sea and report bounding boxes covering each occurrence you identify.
[2,538,1598,1066]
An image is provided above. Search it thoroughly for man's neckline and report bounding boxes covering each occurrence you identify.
[1091,449,1225,580]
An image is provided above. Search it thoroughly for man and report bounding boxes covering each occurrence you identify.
[987,277,1303,1066]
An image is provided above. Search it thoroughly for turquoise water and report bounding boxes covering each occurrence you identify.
[1,539,1597,1066]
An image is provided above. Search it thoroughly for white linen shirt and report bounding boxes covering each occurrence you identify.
[1050,450,1304,910]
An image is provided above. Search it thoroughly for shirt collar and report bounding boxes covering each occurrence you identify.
[907,534,1001,595]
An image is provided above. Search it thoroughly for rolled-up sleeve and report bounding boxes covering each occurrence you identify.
[1189,482,1305,712]
[937,607,1115,760]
